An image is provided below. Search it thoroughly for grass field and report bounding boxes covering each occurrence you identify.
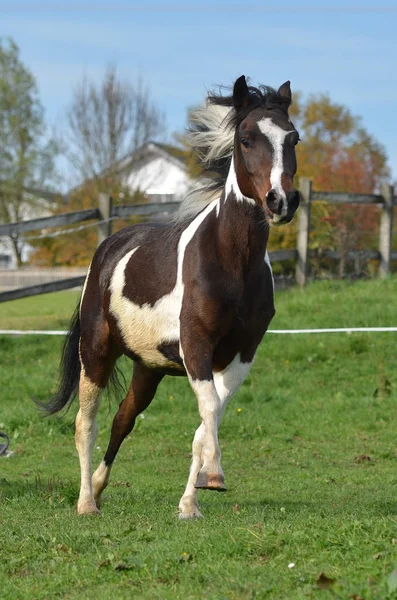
[1,278,397,599]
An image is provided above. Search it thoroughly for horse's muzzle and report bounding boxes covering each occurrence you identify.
[265,189,300,224]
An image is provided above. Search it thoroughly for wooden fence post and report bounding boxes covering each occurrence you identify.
[97,193,113,247]
[296,178,312,286]
[378,184,394,278]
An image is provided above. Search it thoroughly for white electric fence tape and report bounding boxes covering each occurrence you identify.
[0,328,397,336]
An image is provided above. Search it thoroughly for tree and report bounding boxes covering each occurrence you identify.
[65,66,166,198]
[290,93,389,192]
[0,38,58,266]
[29,66,166,267]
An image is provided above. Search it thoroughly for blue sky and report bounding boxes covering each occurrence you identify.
[2,1,397,186]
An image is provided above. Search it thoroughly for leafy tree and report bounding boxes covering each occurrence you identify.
[290,93,389,192]
[271,94,389,276]
[295,95,389,275]
[0,38,58,266]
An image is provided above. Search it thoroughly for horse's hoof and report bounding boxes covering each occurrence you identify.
[195,472,227,491]
[77,500,101,516]
[179,507,204,520]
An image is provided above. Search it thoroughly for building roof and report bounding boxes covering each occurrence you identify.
[115,142,187,176]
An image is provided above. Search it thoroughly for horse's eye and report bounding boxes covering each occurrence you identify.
[291,133,300,146]
[241,138,251,148]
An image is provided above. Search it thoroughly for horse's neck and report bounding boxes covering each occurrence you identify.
[214,188,269,270]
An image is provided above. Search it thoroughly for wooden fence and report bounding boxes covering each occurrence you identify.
[296,180,396,286]
[0,180,395,303]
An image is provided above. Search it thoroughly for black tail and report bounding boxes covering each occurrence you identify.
[37,303,81,415]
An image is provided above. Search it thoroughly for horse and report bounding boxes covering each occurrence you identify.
[42,75,300,519]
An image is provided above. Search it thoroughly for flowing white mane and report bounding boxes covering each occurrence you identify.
[176,102,234,221]
[188,103,234,165]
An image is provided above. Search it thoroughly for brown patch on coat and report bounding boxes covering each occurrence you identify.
[180,199,274,379]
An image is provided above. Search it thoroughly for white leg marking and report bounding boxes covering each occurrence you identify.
[189,379,222,474]
[258,118,295,220]
[179,355,253,519]
[75,366,102,515]
[178,422,206,519]
[224,156,256,206]
[213,354,253,420]
[92,460,111,503]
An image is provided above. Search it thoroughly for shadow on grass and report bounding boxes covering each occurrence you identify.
[0,475,77,507]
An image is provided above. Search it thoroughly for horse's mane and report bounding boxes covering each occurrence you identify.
[176,82,291,220]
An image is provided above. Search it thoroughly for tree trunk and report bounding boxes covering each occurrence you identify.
[10,235,23,268]
[338,253,346,278]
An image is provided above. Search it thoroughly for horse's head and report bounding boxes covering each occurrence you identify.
[232,75,300,225]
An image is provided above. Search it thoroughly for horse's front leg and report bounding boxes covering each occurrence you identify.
[190,378,225,491]
[179,353,253,519]
[180,323,225,494]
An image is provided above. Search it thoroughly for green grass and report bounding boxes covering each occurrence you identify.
[1,279,397,599]
[0,290,80,330]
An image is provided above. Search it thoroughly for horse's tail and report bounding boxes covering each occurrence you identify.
[36,303,81,415]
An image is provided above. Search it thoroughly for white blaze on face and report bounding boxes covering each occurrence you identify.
[258,118,295,218]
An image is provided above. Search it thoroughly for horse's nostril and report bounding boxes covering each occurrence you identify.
[266,189,283,215]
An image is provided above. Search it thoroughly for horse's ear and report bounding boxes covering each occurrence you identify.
[233,75,250,111]
[277,80,291,102]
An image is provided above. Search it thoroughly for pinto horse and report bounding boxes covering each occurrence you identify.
[44,75,300,519]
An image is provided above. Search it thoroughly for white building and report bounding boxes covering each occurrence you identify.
[0,142,196,269]
[0,190,56,270]
[117,142,194,203]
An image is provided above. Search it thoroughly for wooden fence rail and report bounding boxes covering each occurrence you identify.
[0,179,396,303]
[0,208,100,237]
[0,276,87,303]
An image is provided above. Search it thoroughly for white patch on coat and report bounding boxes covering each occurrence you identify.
[258,117,295,219]
[109,199,220,369]
[224,156,256,206]
[80,263,92,315]
[265,251,274,291]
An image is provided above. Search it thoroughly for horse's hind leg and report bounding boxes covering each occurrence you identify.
[92,363,163,507]
[76,331,116,515]
[75,367,103,515]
